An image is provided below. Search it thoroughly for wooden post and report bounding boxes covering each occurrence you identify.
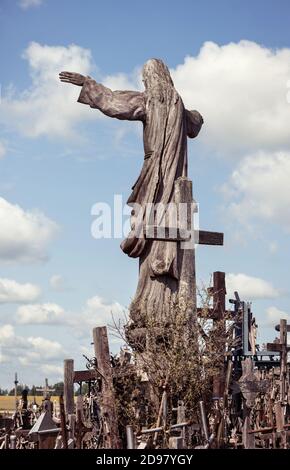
[242,416,255,449]
[10,435,16,449]
[93,326,121,449]
[279,319,287,403]
[4,434,9,449]
[212,271,226,400]
[177,400,186,444]
[75,395,93,449]
[59,395,68,449]
[64,359,74,416]
[175,177,196,327]
[126,425,135,449]
[169,436,184,449]
[213,271,226,320]
[199,400,209,442]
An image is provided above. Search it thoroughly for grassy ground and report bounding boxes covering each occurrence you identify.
[0,395,60,413]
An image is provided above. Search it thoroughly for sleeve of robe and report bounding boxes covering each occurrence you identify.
[77,78,146,121]
[186,109,204,138]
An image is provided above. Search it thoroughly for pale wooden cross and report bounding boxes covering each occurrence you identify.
[36,378,56,399]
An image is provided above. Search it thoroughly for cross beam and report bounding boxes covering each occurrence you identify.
[267,319,289,403]
[144,225,223,246]
[36,378,55,398]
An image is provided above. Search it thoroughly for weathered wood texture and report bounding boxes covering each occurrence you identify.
[197,231,224,246]
[175,177,196,325]
[93,326,121,449]
[73,369,96,383]
[59,395,68,449]
[280,319,288,403]
[212,271,226,399]
[64,359,74,416]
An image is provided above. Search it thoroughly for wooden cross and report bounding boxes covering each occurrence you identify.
[267,319,290,403]
[143,177,223,246]
[143,177,223,325]
[36,378,55,399]
[197,271,227,320]
[144,208,223,247]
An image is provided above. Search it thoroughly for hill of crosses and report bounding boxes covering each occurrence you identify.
[1,59,289,450]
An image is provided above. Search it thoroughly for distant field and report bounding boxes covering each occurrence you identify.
[0,395,61,412]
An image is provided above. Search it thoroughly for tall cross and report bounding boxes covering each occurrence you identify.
[144,177,223,322]
[267,319,290,403]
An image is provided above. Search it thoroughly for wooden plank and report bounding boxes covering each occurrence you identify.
[197,230,224,246]
[59,395,68,449]
[144,225,190,241]
[266,343,282,352]
[212,272,226,400]
[144,227,224,246]
[213,271,226,321]
[279,319,288,404]
[275,323,290,332]
[93,326,121,449]
[249,423,290,434]
[64,359,75,416]
[175,177,196,327]
[243,415,255,449]
[274,402,285,432]
[73,369,96,383]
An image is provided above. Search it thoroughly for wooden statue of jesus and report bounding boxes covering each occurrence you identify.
[59,59,203,331]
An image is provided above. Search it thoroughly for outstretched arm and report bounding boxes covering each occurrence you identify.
[59,71,145,122]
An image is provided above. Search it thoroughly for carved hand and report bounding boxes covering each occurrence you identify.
[59,71,86,86]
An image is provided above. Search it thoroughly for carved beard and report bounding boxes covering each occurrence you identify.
[142,59,175,106]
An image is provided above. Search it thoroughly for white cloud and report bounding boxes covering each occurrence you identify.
[40,364,63,377]
[0,278,41,304]
[15,295,124,332]
[49,274,67,292]
[0,197,58,263]
[0,320,67,385]
[27,336,64,359]
[0,142,6,159]
[103,70,140,91]
[19,0,43,10]
[0,352,9,363]
[226,273,280,300]
[269,242,279,254]
[171,40,290,154]
[263,306,290,327]
[1,42,96,138]
[0,324,65,365]
[4,39,290,153]
[0,324,29,349]
[71,295,125,338]
[16,302,65,324]
[223,151,290,232]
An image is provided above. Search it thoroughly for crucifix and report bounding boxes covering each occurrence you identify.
[59,59,223,338]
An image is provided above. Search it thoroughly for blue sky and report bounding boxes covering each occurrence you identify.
[0,0,290,389]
